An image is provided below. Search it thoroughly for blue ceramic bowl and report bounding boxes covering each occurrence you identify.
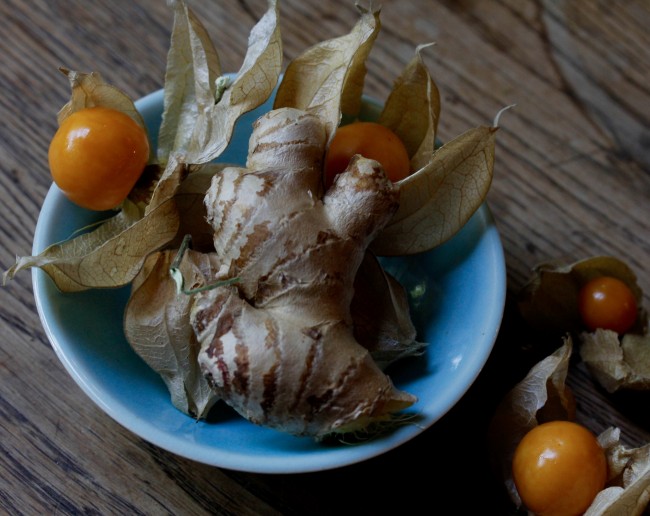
[32,89,506,473]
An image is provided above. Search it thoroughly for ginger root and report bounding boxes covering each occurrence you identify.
[191,108,417,437]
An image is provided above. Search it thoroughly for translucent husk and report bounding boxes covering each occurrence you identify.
[517,255,649,393]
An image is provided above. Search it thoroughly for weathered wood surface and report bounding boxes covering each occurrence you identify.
[1,0,648,513]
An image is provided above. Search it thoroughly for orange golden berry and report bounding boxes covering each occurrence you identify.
[49,106,149,211]
[324,121,410,189]
[578,276,637,334]
[512,421,607,516]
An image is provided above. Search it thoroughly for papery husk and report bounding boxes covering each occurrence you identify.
[488,337,576,508]
[4,158,185,291]
[273,4,380,141]
[489,337,650,514]
[351,252,425,370]
[345,38,493,257]
[157,0,222,164]
[124,248,225,419]
[171,163,229,252]
[585,427,650,516]
[372,125,497,256]
[159,0,282,165]
[517,256,647,335]
[378,43,440,171]
[517,255,649,393]
[56,68,149,136]
[580,330,650,393]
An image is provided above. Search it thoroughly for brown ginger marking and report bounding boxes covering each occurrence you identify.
[252,138,314,156]
[288,329,322,415]
[218,172,258,256]
[252,228,341,305]
[193,289,229,335]
[260,317,280,416]
[251,109,312,139]
[306,389,334,412]
[251,171,276,198]
[315,230,334,245]
[210,174,235,236]
[308,359,358,417]
[233,221,272,272]
[202,298,240,396]
[303,326,322,340]
[217,171,274,243]
[209,337,230,396]
[232,342,250,397]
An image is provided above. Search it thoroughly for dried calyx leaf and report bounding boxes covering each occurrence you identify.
[56,68,149,135]
[368,42,496,256]
[4,158,185,291]
[488,339,650,514]
[586,427,650,516]
[159,0,282,165]
[351,252,426,369]
[124,247,227,419]
[378,43,440,171]
[170,163,229,252]
[372,125,497,255]
[488,337,576,508]
[157,0,222,164]
[580,330,650,393]
[367,42,495,256]
[273,4,381,141]
[518,255,646,335]
[6,199,178,291]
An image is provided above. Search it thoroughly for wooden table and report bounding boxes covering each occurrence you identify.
[1,0,648,513]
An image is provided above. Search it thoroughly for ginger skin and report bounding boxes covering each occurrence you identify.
[191,108,416,438]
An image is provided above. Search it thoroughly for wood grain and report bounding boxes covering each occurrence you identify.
[1,0,648,513]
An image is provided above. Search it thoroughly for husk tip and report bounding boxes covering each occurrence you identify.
[493,104,516,128]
